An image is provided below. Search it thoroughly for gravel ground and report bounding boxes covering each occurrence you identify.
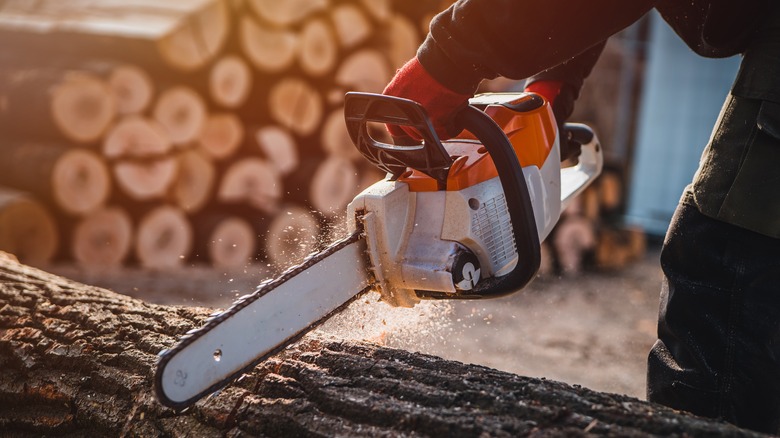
[50,241,664,400]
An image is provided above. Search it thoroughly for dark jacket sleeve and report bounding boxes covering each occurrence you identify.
[417,0,656,95]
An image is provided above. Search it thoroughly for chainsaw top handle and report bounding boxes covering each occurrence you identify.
[344,92,541,298]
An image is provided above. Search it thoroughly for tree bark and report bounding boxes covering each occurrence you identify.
[0,252,763,437]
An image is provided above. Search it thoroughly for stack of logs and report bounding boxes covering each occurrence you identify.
[0,0,451,271]
[0,0,643,277]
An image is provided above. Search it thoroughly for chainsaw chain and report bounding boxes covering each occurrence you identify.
[155,230,365,409]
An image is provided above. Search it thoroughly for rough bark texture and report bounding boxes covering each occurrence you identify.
[0,252,766,437]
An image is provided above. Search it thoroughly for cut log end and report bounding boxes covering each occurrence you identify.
[51,73,116,144]
[0,189,58,266]
[102,116,172,159]
[240,17,298,73]
[52,149,111,215]
[268,78,323,136]
[108,64,154,115]
[331,4,372,49]
[72,206,132,269]
[218,158,282,214]
[156,0,230,71]
[171,150,215,214]
[153,86,207,145]
[310,156,359,216]
[135,205,192,269]
[335,49,391,93]
[114,158,178,201]
[209,55,252,109]
[247,0,328,26]
[298,18,338,77]
[208,217,256,270]
[253,126,299,176]
[198,113,244,160]
[264,206,320,269]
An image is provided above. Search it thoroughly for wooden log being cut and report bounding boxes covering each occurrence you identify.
[246,0,328,26]
[309,155,359,217]
[114,157,178,201]
[239,16,298,73]
[0,252,762,436]
[152,86,207,146]
[102,116,172,159]
[0,188,58,266]
[335,49,391,93]
[0,143,110,215]
[107,64,154,115]
[197,113,244,160]
[331,3,372,49]
[209,55,252,109]
[0,70,116,144]
[252,125,300,176]
[170,149,215,214]
[192,212,256,270]
[298,18,338,77]
[268,78,323,136]
[263,204,320,269]
[71,206,132,269]
[135,205,192,269]
[218,158,282,214]
[0,0,229,72]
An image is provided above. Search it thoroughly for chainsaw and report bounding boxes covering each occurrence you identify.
[154,92,603,409]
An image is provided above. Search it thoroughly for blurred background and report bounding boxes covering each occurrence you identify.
[0,1,741,398]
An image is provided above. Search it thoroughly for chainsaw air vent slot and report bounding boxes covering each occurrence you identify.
[472,193,517,272]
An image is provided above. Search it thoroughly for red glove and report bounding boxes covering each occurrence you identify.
[525,80,582,162]
[524,80,564,106]
[382,58,472,141]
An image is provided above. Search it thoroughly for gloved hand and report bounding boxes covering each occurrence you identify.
[382,57,472,141]
[524,80,581,162]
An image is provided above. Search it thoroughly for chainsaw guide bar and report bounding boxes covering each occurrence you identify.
[154,231,371,410]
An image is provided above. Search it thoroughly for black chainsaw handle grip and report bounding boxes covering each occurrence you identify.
[344,92,453,187]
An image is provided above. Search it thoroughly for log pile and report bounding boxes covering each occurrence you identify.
[0,251,762,436]
[0,0,447,271]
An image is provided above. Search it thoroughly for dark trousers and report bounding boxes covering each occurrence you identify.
[647,191,780,434]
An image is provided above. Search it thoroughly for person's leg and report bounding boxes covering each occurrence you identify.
[647,190,780,433]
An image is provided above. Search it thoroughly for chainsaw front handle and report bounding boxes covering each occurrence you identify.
[560,123,604,210]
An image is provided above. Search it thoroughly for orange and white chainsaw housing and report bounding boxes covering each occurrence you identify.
[345,93,602,307]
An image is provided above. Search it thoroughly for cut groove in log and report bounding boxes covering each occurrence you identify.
[52,72,117,144]
[197,113,244,160]
[171,149,215,214]
[209,55,252,109]
[72,206,132,269]
[321,108,362,160]
[135,205,192,269]
[102,116,172,159]
[193,213,256,270]
[388,14,420,70]
[246,0,328,26]
[0,143,110,215]
[152,86,207,145]
[155,0,230,72]
[264,205,320,268]
[335,49,391,93]
[268,78,323,136]
[331,4,371,49]
[240,16,298,73]
[218,158,282,214]
[114,157,178,201]
[108,64,154,115]
[309,155,359,216]
[0,188,58,266]
[253,125,299,176]
[298,18,338,77]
